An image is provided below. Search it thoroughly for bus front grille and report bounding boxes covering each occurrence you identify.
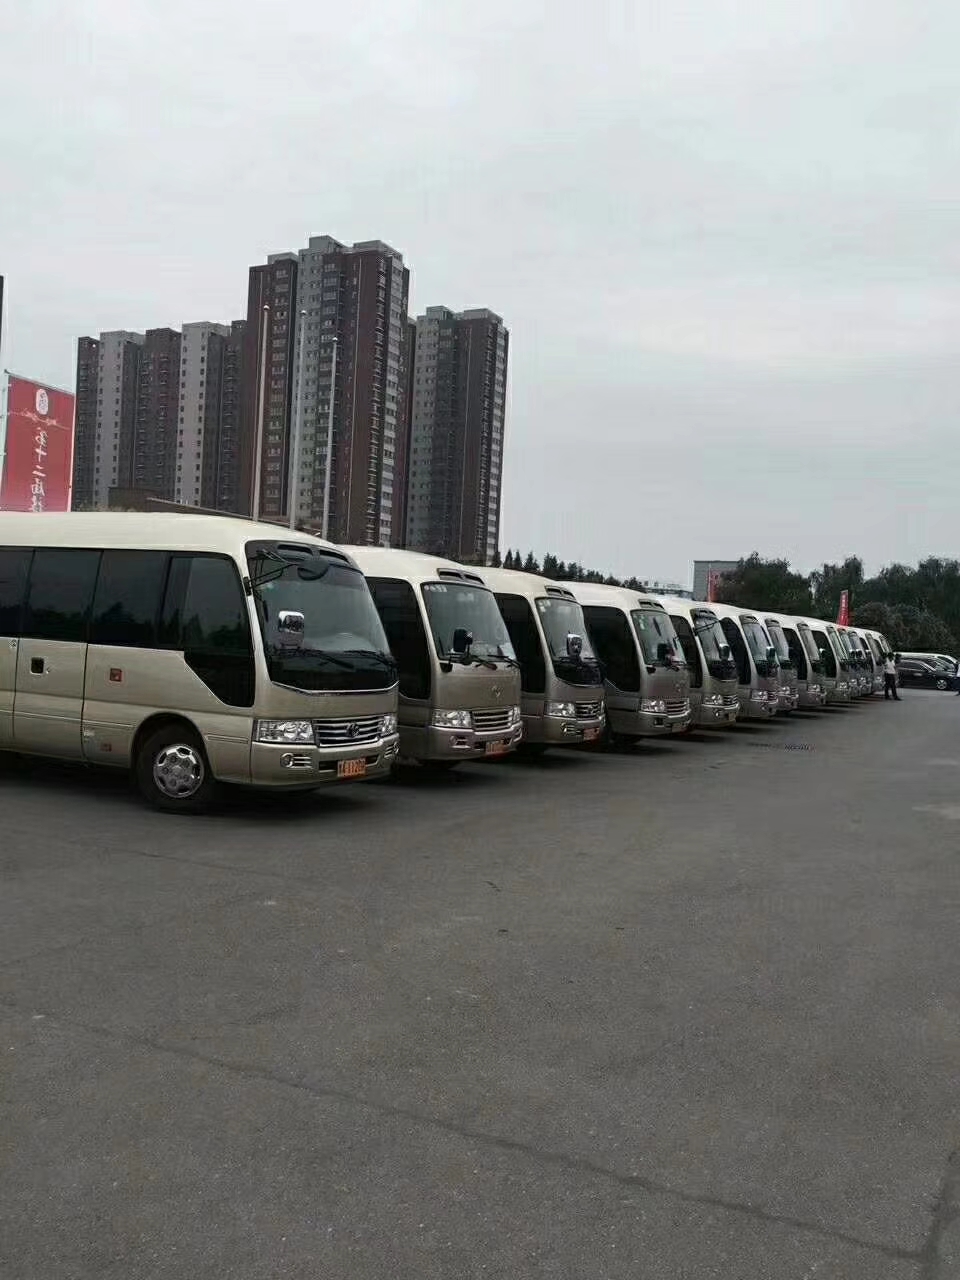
[472,707,512,734]
[722,694,739,709]
[574,700,603,719]
[665,699,690,716]
[313,715,384,747]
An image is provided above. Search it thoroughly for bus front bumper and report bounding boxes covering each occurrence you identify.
[694,696,739,726]
[250,734,401,787]
[525,712,606,747]
[798,683,827,708]
[403,721,524,762]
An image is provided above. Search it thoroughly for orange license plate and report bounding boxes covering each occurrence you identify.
[485,740,510,757]
[582,726,601,741]
[337,758,367,779]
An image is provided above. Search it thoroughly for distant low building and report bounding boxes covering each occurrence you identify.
[692,560,738,601]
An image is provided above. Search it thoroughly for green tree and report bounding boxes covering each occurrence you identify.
[714,553,813,614]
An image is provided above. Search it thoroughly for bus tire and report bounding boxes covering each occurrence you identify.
[136,722,217,813]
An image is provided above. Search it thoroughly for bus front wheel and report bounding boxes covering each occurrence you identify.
[136,723,217,813]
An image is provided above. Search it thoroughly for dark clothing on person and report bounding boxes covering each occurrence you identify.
[884,673,900,700]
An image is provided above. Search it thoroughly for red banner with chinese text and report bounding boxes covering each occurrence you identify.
[837,590,850,627]
[0,376,75,512]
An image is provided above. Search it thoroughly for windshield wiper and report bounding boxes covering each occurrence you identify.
[343,648,398,673]
[495,646,521,669]
[276,647,354,670]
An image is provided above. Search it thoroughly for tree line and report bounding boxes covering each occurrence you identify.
[713,553,960,653]
[496,548,650,590]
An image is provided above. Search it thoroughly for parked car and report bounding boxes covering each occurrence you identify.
[899,652,958,673]
[896,658,956,691]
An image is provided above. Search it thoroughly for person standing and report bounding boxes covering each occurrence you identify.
[954,656,960,694]
[883,653,900,701]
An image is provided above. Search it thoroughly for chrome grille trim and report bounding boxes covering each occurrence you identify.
[313,714,383,747]
[722,694,739,708]
[574,700,603,719]
[665,699,690,716]
[472,707,512,733]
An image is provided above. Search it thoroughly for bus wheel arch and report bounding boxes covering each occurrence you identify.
[132,714,217,812]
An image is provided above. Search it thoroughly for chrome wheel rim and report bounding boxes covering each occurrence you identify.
[153,743,204,799]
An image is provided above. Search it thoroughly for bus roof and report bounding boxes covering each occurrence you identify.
[340,545,490,588]
[0,511,347,557]
[567,581,668,611]
[475,567,579,602]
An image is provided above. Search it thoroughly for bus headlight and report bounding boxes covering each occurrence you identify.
[508,704,522,724]
[641,698,666,714]
[703,693,724,707]
[255,719,315,744]
[544,701,576,719]
[381,713,398,735]
[432,708,473,729]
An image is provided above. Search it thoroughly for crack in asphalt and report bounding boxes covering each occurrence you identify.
[0,995,921,1266]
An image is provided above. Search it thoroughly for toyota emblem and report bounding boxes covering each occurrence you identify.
[347,722,360,740]
[491,685,502,699]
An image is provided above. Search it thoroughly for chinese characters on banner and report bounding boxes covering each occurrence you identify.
[706,569,722,602]
[836,590,850,627]
[0,375,75,512]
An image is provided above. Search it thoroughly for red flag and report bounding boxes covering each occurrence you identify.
[837,590,850,626]
[706,569,721,602]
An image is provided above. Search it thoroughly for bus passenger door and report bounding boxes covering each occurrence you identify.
[13,549,100,760]
[0,549,31,748]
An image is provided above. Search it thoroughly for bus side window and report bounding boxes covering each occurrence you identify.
[719,619,750,685]
[583,607,640,692]
[160,554,254,707]
[495,594,545,694]
[671,615,702,688]
[90,551,169,648]
[0,548,32,635]
[367,577,430,701]
[23,549,101,642]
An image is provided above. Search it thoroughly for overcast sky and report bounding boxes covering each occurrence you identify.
[2,0,957,585]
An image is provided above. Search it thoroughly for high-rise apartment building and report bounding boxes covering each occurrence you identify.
[132,328,181,498]
[404,307,508,564]
[240,254,298,520]
[288,236,410,543]
[71,335,102,510]
[201,320,246,513]
[176,321,229,506]
[81,330,145,510]
[73,320,247,513]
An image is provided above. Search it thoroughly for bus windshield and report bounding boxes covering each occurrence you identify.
[765,619,792,664]
[691,610,729,661]
[631,607,683,666]
[536,596,596,660]
[741,618,774,665]
[247,544,396,692]
[421,582,516,662]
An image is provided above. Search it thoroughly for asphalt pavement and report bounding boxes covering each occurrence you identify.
[2,691,960,1278]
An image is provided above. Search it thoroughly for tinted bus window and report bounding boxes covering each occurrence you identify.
[0,548,31,634]
[496,594,546,694]
[719,618,750,685]
[90,551,169,648]
[783,626,808,680]
[671,615,702,688]
[583,606,640,692]
[161,554,254,706]
[368,577,431,701]
[23,549,101,643]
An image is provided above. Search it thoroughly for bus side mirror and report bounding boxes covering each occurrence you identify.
[766,645,777,663]
[719,643,731,661]
[452,627,473,655]
[566,632,584,659]
[277,610,305,649]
